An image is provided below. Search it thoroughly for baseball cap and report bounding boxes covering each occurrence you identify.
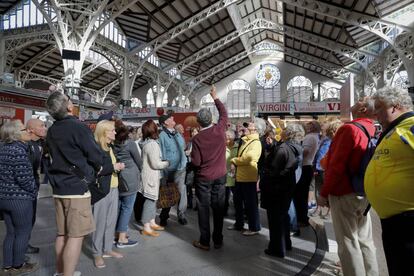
[158,113,172,125]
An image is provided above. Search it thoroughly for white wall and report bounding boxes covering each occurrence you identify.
[194,56,343,111]
[130,56,342,110]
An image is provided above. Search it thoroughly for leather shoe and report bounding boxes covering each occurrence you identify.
[192,241,210,251]
[178,218,188,225]
[159,219,168,227]
[264,249,284,258]
[26,245,40,254]
[214,243,223,249]
[141,230,160,237]
[150,225,165,231]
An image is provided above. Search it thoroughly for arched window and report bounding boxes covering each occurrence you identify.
[256,64,281,103]
[227,79,250,118]
[287,76,313,102]
[392,70,408,89]
[131,97,142,108]
[146,89,155,106]
[146,85,167,106]
[228,79,250,91]
[172,95,190,109]
[162,92,168,106]
[316,82,341,101]
[200,94,219,120]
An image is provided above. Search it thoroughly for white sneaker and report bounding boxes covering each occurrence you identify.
[242,230,259,236]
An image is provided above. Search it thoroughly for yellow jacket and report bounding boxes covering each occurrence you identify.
[231,133,262,182]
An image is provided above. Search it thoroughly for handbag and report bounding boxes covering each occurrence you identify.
[157,182,180,209]
[118,176,129,193]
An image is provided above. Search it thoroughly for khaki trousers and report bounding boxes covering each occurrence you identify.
[329,194,378,276]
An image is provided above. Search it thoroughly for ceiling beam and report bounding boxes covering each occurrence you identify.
[128,0,241,56]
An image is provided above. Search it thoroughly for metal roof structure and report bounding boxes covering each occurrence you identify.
[0,0,413,105]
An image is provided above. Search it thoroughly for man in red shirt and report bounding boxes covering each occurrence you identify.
[191,85,228,251]
[318,97,379,276]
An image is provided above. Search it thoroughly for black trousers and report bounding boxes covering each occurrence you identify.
[381,211,414,276]
[294,165,314,224]
[233,182,261,231]
[266,194,292,257]
[133,192,145,222]
[195,175,226,246]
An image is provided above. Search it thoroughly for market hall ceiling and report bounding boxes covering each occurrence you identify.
[1,0,413,97]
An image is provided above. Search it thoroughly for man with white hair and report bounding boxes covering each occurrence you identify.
[365,86,414,276]
[25,119,47,254]
[318,97,379,276]
[190,85,228,251]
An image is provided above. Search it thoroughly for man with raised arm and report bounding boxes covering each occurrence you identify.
[191,85,228,251]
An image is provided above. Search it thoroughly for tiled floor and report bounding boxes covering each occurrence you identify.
[0,193,319,276]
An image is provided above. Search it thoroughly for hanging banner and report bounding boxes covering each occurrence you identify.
[80,106,191,121]
[257,101,340,114]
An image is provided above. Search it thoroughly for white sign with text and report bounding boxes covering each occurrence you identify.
[257,102,340,114]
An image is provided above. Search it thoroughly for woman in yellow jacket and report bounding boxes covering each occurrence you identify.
[229,122,262,236]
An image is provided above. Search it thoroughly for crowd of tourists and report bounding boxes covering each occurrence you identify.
[0,85,413,276]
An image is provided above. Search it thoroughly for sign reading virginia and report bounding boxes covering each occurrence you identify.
[257,102,340,114]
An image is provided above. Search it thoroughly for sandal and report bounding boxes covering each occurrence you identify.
[102,251,124,259]
[94,256,106,268]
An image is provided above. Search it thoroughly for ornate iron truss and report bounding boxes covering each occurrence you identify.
[2,0,412,102]
[2,24,190,102]
[187,40,357,95]
[170,18,377,79]
[277,0,414,85]
[127,0,241,76]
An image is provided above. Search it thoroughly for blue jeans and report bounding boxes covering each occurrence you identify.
[116,193,137,232]
[288,200,298,232]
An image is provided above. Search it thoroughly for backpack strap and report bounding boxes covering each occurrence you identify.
[238,139,259,157]
[349,122,372,141]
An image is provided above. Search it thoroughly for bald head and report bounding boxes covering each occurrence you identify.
[26,119,47,140]
[351,97,376,120]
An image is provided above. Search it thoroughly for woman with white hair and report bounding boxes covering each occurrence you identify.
[0,120,38,274]
[260,123,304,258]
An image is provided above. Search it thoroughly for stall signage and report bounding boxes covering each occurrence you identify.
[0,91,46,108]
[257,102,340,114]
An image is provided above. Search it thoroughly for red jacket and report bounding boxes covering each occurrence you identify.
[320,118,375,198]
